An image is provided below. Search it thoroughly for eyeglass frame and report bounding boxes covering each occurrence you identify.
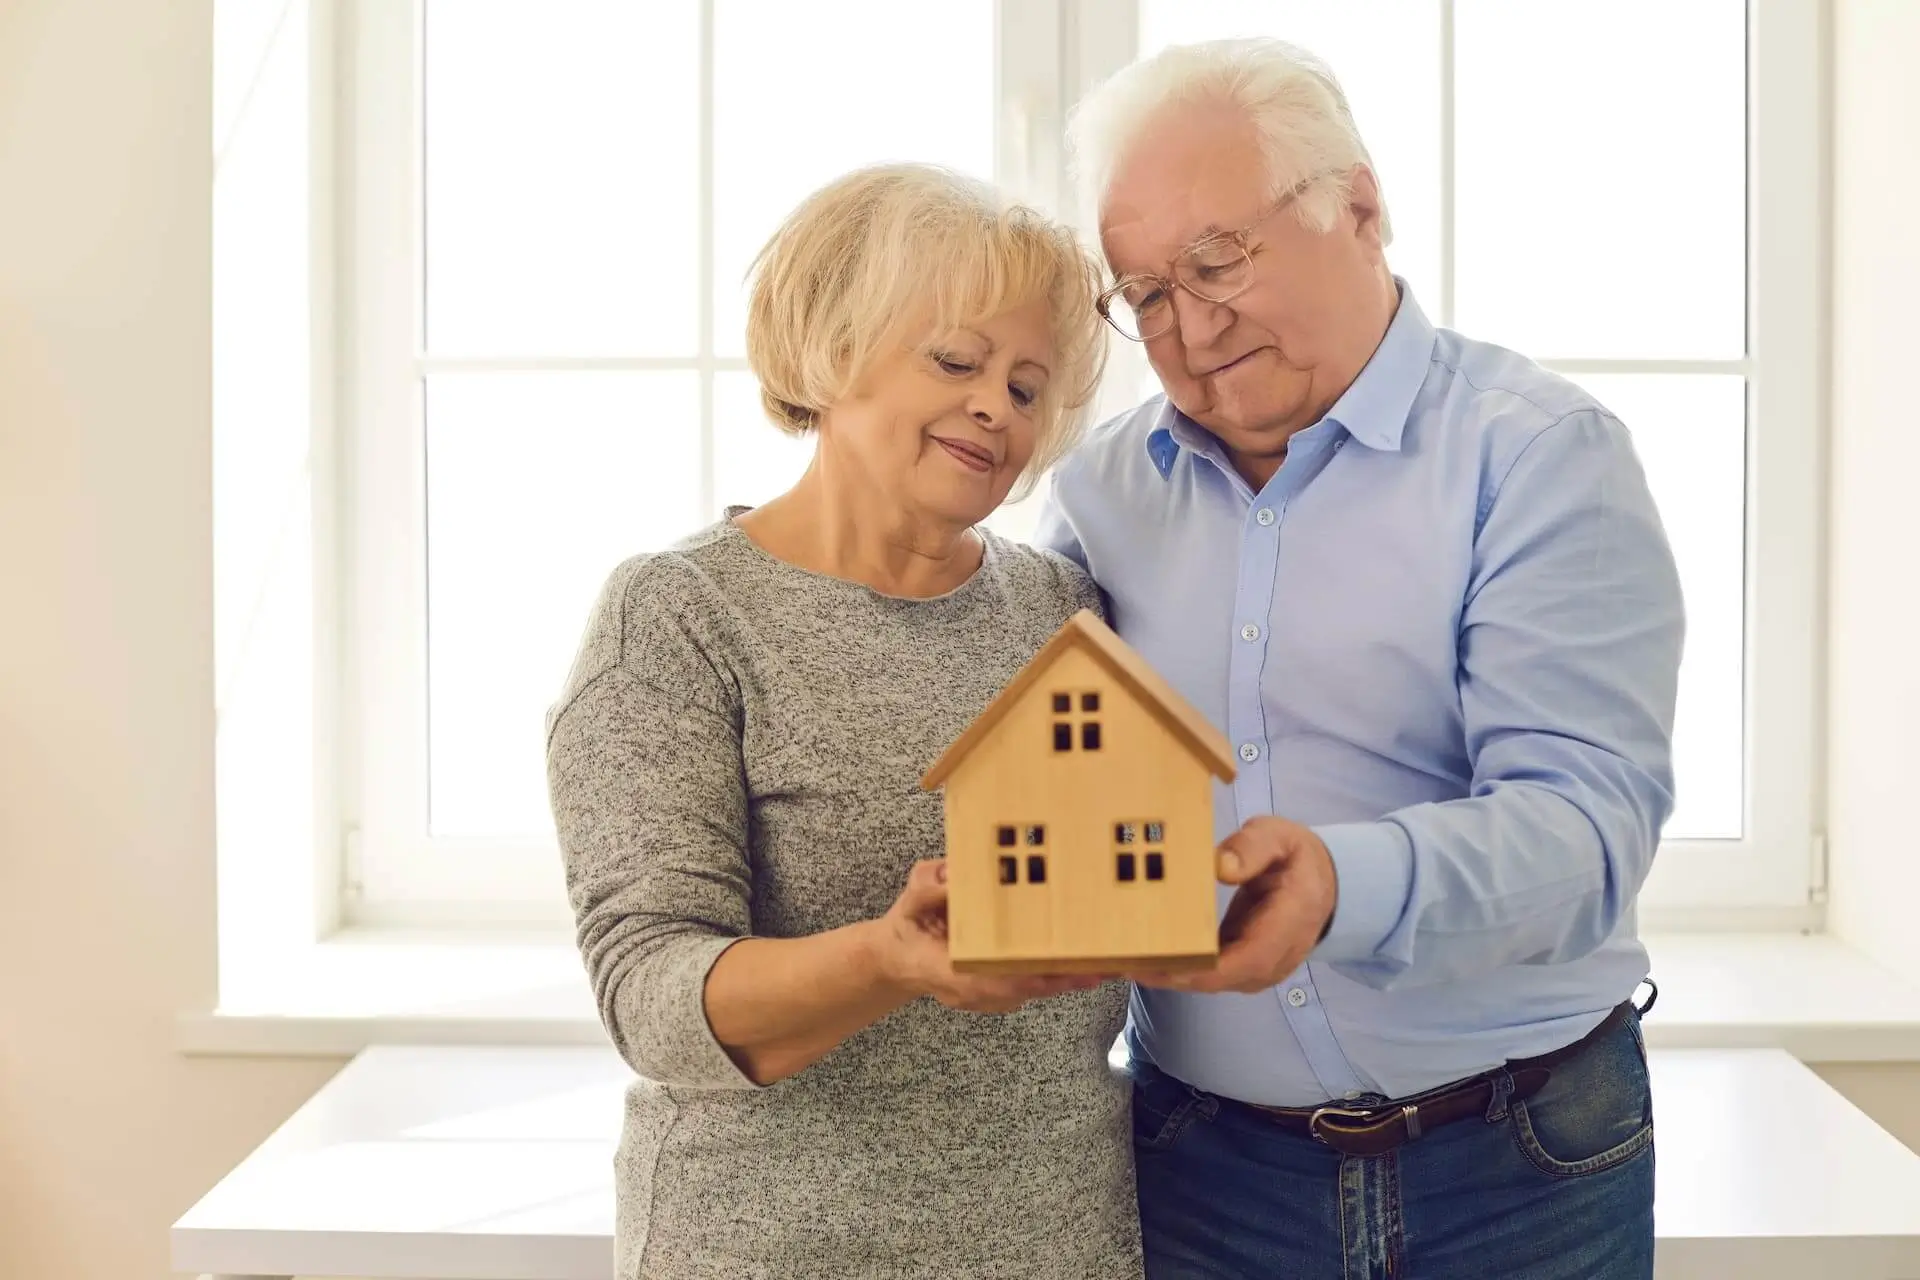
[1094,168,1338,342]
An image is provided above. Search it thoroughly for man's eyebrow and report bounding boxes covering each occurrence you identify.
[1110,225,1232,282]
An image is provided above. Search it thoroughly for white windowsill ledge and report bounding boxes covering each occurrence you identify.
[176,929,1920,1063]
[170,1044,1920,1280]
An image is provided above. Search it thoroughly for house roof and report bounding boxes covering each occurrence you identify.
[920,608,1239,790]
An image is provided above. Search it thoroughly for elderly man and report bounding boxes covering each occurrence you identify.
[1035,38,1683,1280]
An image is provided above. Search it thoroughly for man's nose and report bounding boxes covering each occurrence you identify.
[1170,285,1233,347]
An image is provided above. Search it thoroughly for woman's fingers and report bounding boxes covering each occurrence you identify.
[933,971,1108,1012]
[892,859,950,919]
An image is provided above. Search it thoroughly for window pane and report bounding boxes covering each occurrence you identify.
[712,0,994,357]
[714,372,816,512]
[425,372,702,837]
[1138,1,1443,311]
[423,1,700,357]
[1454,1,1745,358]
[1570,373,1745,839]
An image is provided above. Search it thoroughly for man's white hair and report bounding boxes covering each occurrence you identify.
[1067,37,1392,246]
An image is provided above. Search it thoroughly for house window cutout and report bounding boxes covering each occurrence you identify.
[1047,691,1106,752]
[997,828,1047,885]
[1117,819,1167,883]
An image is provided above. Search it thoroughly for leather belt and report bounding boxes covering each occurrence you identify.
[1228,999,1637,1158]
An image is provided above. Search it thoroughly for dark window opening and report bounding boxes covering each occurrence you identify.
[998,856,1017,884]
[1081,691,1100,712]
[1145,852,1165,881]
[1051,692,1071,713]
[1116,853,1137,882]
[1025,825,1046,845]
[1081,721,1102,750]
[1053,722,1073,751]
[996,825,1016,847]
[1027,855,1048,884]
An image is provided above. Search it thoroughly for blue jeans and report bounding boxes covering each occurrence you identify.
[1130,1011,1654,1279]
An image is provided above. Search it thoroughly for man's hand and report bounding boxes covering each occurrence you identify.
[1135,816,1339,994]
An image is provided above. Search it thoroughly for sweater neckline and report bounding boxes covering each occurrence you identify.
[718,506,998,605]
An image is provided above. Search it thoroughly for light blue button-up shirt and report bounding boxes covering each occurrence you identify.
[1033,283,1684,1105]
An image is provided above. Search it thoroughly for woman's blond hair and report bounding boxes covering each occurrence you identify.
[744,163,1108,497]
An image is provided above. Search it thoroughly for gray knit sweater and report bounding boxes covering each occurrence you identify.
[545,513,1142,1279]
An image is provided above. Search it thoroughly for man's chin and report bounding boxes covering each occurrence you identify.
[1189,399,1311,446]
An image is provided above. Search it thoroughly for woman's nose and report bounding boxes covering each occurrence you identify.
[969,390,1011,429]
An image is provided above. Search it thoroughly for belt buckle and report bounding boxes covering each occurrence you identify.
[1306,1104,1380,1144]
[1308,1102,1424,1147]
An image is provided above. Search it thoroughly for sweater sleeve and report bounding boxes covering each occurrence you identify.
[545,557,765,1090]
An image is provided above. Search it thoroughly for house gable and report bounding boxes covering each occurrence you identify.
[920,609,1237,790]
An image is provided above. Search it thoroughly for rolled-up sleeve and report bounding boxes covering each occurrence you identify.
[1315,409,1684,988]
[546,563,764,1090]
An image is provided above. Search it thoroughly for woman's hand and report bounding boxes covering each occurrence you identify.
[871,859,1106,1013]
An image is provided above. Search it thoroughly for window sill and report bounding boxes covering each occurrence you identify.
[179,926,603,1057]
[173,1044,1920,1280]
[177,928,1920,1062]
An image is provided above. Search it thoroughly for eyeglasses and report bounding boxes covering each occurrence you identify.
[1095,171,1331,342]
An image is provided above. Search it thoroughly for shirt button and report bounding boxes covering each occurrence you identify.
[1255,507,1276,526]
[1240,623,1261,642]
[1286,987,1308,1008]
[1238,742,1261,763]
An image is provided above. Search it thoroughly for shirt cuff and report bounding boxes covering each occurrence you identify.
[1311,820,1414,963]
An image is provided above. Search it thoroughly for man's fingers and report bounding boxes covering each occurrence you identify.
[1215,826,1291,885]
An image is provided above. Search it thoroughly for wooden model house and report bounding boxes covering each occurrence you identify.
[920,609,1238,974]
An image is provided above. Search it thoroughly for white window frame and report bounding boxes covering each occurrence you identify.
[340,0,1070,924]
[335,0,1824,929]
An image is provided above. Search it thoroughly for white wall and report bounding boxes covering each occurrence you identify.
[1827,0,1920,987]
[1818,1064,1920,1155]
[0,4,345,1278]
[1819,0,1920,1161]
[1,3,1918,1277]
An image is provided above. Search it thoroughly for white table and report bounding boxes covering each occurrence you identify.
[173,1044,1920,1280]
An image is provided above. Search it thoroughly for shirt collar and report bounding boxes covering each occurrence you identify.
[1144,277,1437,479]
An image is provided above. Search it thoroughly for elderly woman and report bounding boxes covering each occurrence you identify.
[545,164,1141,1278]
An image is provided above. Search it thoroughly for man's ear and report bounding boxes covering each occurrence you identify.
[1345,164,1386,252]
